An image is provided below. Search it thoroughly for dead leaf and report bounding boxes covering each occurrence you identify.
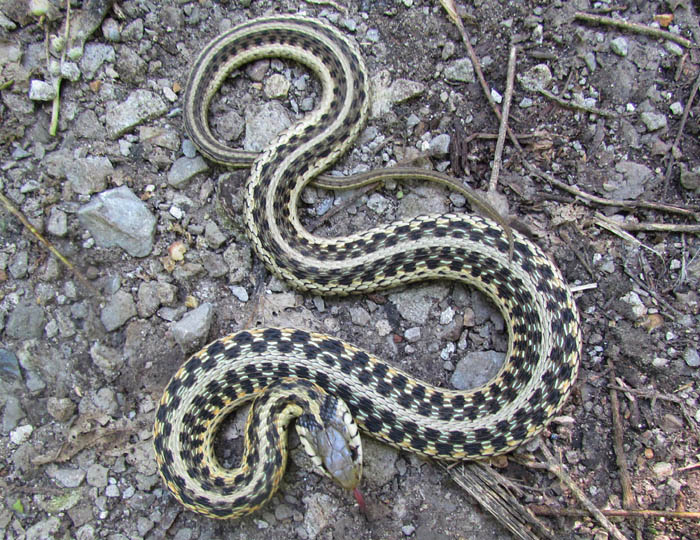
[654,14,673,27]
[641,313,664,332]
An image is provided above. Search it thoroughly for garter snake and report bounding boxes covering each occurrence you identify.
[154,15,582,519]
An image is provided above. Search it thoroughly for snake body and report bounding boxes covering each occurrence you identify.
[154,15,581,519]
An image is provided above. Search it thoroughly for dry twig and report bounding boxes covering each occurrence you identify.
[528,163,698,218]
[304,0,347,14]
[574,12,695,49]
[489,45,517,193]
[537,443,628,540]
[530,505,700,520]
[607,356,642,539]
[664,68,700,189]
[0,190,101,299]
[537,88,618,118]
[612,222,700,234]
[593,213,663,258]
[610,383,700,443]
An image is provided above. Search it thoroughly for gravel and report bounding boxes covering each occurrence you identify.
[1,2,699,540]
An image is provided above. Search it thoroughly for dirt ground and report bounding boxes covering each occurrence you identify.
[1,1,700,539]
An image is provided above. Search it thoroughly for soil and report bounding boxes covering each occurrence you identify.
[1,1,699,539]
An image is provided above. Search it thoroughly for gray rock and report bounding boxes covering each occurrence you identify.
[47,207,68,236]
[2,396,25,433]
[680,164,700,192]
[6,303,45,339]
[157,282,178,306]
[404,327,421,342]
[78,186,156,257]
[275,503,294,521]
[201,251,228,278]
[171,303,214,351]
[79,43,115,79]
[302,493,333,540]
[640,111,667,131]
[684,347,700,368]
[366,193,390,214]
[205,221,227,249]
[213,110,244,141]
[168,156,209,188]
[9,251,28,278]
[517,63,552,92]
[93,387,120,416]
[52,467,86,488]
[115,46,147,84]
[583,51,596,72]
[101,18,121,41]
[66,156,114,195]
[90,342,124,377]
[349,306,370,326]
[300,96,314,111]
[60,62,81,82]
[429,134,451,156]
[122,18,144,42]
[610,37,629,57]
[74,109,107,139]
[264,73,290,99]
[389,284,448,325]
[86,463,109,487]
[362,436,399,487]
[100,290,137,331]
[342,18,357,32]
[0,348,21,381]
[605,160,654,200]
[10,424,32,444]
[141,126,180,151]
[223,244,252,284]
[181,138,197,158]
[172,263,204,282]
[243,101,292,152]
[450,351,505,390]
[230,285,249,302]
[472,290,501,325]
[389,79,425,103]
[444,58,475,83]
[46,397,75,422]
[105,90,168,138]
[26,517,61,540]
[365,28,380,42]
[245,59,269,81]
[29,80,56,101]
[137,282,161,318]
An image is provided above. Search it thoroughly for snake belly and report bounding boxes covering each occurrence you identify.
[154,15,582,519]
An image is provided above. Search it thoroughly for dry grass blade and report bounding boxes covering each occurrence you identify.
[574,11,695,48]
[0,190,102,299]
[438,0,462,30]
[593,213,663,258]
[537,444,628,540]
[488,45,517,194]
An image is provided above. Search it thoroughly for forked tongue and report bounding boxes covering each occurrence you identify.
[353,487,367,517]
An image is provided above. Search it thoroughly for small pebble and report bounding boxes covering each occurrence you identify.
[610,37,628,56]
[10,424,33,444]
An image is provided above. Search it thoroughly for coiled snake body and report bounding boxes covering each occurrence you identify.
[153,15,581,519]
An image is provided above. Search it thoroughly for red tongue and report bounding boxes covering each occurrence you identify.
[353,487,367,516]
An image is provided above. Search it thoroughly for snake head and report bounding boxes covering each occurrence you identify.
[297,395,362,491]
